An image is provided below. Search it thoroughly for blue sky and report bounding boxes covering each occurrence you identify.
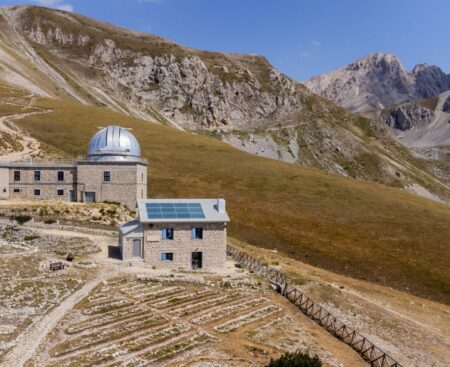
[1,0,449,81]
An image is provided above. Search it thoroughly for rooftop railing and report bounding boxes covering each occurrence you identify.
[0,156,148,167]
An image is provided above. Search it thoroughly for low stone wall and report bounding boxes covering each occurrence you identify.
[0,208,117,231]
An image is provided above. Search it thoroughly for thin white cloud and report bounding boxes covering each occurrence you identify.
[301,52,311,58]
[310,40,320,48]
[31,0,74,12]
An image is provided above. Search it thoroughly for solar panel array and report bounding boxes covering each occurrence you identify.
[146,202,205,219]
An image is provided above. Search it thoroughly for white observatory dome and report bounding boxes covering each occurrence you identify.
[87,126,141,161]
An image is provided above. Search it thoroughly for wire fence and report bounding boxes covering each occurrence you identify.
[227,245,402,367]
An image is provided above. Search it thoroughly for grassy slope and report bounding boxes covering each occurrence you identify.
[16,98,450,304]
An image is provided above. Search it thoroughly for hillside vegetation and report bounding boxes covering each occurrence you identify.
[16,97,450,304]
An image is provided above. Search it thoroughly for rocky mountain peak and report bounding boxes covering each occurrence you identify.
[348,53,403,72]
[305,53,450,113]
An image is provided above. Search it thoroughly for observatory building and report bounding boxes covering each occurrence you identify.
[0,126,147,209]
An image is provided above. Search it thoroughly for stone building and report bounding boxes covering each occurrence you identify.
[119,198,230,271]
[0,126,147,209]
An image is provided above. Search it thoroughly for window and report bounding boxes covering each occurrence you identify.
[103,171,110,182]
[142,172,144,182]
[34,171,40,181]
[161,252,173,261]
[57,189,64,196]
[57,171,64,181]
[13,188,20,193]
[2,188,6,193]
[34,189,40,196]
[192,227,203,240]
[14,171,20,181]
[161,228,174,240]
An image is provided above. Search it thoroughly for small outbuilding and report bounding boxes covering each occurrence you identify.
[119,198,230,271]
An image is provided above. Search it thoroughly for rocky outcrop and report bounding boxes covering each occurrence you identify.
[443,95,450,113]
[384,103,434,131]
[13,6,303,129]
[305,53,450,113]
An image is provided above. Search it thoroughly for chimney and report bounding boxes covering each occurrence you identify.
[216,198,226,213]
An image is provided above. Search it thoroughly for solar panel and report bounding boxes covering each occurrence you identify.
[146,202,205,220]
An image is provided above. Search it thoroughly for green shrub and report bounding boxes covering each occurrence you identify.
[24,235,40,241]
[44,219,56,224]
[235,263,243,269]
[103,200,120,206]
[267,351,322,367]
[13,215,32,224]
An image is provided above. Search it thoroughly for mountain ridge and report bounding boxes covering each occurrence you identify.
[304,52,450,113]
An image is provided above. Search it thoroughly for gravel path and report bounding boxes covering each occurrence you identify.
[0,109,50,162]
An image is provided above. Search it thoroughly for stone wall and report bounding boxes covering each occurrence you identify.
[142,222,227,270]
[0,168,10,199]
[135,164,148,202]
[0,161,147,209]
[77,161,147,209]
[5,166,76,201]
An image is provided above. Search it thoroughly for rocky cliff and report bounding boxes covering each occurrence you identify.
[304,53,450,114]
[2,5,307,130]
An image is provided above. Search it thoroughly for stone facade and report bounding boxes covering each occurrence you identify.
[0,160,147,209]
[121,222,227,271]
[76,161,147,208]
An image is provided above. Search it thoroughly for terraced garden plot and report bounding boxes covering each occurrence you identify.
[50,314,168,356]
[152,288,217,309]
[214,305,282,333]
[169,292,242,317]
[191,296,269,324]
[29,275,358,367]
[66,304,151,334]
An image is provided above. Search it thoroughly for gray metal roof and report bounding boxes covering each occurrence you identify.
[137,198,230,223]
[120,219,144,235]
[87,125,141,162]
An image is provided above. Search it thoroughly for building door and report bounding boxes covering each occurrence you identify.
[85,192,96,203]
[132,239,142,258]
[69,190,76,202]
[191,251,203,269]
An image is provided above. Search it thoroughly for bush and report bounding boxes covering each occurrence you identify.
[267,351,322,367]
[44,219,56,224]
[24,235,40,241]
[13,215,32,225]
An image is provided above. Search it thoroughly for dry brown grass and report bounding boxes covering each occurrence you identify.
[15,98,450,304]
